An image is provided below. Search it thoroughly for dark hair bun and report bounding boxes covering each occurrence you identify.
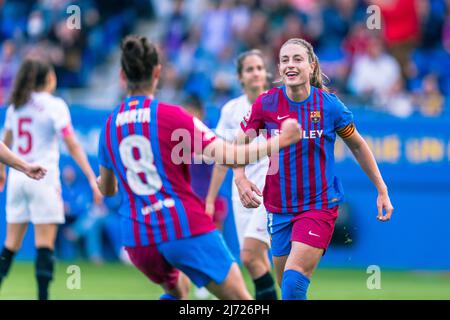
[121,35,159,85]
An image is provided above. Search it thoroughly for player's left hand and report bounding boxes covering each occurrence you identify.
[91,179,104,204]
[376,191,394,222]
[25,164,47,180]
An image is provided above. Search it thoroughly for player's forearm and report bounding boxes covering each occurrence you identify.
[0,142,28,173]
[206,164,228,202]
[213,136,280,167]
[66,137,97,184]
[350,139,387,193]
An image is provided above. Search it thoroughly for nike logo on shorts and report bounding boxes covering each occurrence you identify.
[308,230,320,237]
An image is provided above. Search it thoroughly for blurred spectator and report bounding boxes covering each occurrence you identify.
[348,34,401,103]
[414,74,444,116]
[371,0,420,80]
[379,78,414,118]
[0,40,19,106]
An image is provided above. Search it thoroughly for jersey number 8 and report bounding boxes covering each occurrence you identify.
[119,135,162,195]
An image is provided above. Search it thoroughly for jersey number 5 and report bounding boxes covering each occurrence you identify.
[18,117,33,155]
[119,135,163,195]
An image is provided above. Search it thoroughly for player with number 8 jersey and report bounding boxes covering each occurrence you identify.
[97,35,302,300]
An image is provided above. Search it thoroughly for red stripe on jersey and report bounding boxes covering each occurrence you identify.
[106,112,141,247]
[307,99,317,210]
[284,145,292,212]
[116,103,142,246]
[318,90,328,208]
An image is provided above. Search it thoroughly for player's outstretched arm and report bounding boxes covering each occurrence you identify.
[0,141,46,190]
[203,119,301,168]
[205,164,228,217]
[343,129,394,222]
[97,166,118,197]
[64,133,103,204]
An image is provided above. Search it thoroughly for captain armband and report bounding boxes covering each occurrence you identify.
[336,123,355,139]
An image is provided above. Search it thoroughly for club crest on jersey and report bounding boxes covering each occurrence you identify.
[310,111,321,123]
[129,100,139,107]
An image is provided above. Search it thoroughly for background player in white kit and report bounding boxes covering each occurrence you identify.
[205,50,277,300]
[0,58,102,300]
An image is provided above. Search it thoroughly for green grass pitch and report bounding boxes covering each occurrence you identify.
[0,261,449,300]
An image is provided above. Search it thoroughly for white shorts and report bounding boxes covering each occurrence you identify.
[6,169,64,224]
[232,195,270,250]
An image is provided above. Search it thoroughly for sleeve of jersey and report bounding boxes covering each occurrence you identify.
[97,125,112,170]
[178,108,217,153]
[334,95,355,139]
[215,105,234,142]
[53,99,73,138]
[239,96,264,139]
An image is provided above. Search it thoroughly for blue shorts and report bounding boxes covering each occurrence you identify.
[157,230,235,288]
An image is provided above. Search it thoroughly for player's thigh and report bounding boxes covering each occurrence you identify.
[5,174,29,224]
[242,205,270,251]
[284,241,323,279]
[272,255,288,286]
[241,237,270,273]
[232,197,252,249]
[206,262,252,300]
[34,224,59,249]
[27,180,65,225]
[4,223,29,251]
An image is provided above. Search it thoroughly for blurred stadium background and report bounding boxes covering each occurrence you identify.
[0,0,449,299]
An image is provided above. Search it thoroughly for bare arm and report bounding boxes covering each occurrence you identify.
[97,166,118,197]
[343,129,394,221]
[0,140,47,191]
[204,164,229,216]
[203,118,299,168]
[64,133,103,203]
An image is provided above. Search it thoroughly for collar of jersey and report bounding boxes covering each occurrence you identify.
[280,85,314,105]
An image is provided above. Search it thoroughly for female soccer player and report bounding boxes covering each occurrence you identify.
[96,35,301,300]
[234,38,394,300]
[0,58,102,300]
[205,49,277,300]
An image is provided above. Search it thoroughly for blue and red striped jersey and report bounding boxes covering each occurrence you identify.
[98,96,217,247]
[240,86,354,214]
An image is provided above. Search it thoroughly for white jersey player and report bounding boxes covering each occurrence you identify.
[0,58,102,300]
[205,50,277,300]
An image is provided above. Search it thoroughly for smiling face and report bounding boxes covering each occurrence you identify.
[239,54,267,93]
[278,43,315,88]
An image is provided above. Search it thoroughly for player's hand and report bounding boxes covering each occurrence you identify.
[90,178,104,204]
[235,177,262,208]
[279,119,302,149]
[376,190,394,222]
[0,166,6,192]
[25,164,47,180]
[205,197,215,217]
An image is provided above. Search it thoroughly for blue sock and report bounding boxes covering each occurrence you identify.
[281,269,310,300]
[159,293,179,300]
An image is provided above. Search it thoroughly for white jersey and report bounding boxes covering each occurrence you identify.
[4,91,72,184]
[215,94,269,198]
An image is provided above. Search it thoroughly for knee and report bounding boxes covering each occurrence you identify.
[240,250,264,272]
[5,238,23,252]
